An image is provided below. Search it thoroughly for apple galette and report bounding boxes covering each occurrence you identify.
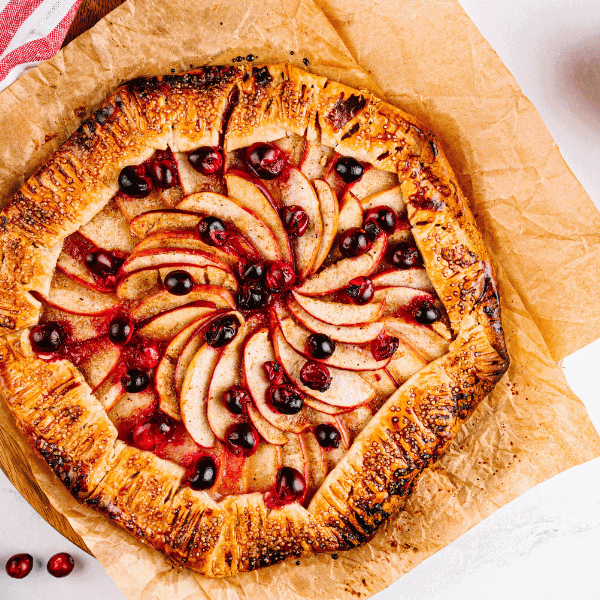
[0,63,508,576]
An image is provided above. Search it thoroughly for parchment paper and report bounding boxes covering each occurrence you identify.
[1,0,600,598]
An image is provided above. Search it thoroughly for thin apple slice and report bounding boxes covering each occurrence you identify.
[385,341,428,385]
[293,291,384,326]
[120,247,229,277]
[156,425,221,468]
[129,209,202,237]
[79,199,137,253]
[272,133,305,166]
[56,252,110,292]
[173,151,227,196]
[174,320,214,397]
[361,184,405,213]
[295,234,387,297]
[387,229,413,247]
[244,328,311,434]
[337,190,363,236]
[93,369,125,411]
[309,179,339,275]
[40,306,109,342]
[178,193,281,262]
[75,337,121,389]
[107,388,157,436]
[300,431,327,499]
[381,315,450,363]
[371,268,434,292]
[335,405,373,442]
[299,140,334,181]
[246,403,290,446]
[281,433,305,473]
[224,172,292,262]
[116,189,166,221]
[373,285,434,316]
[246,442,282,493]
[272,326,375,408]
[346,168,398,201]
[358,369,397,402]
[287,297,384,344]
[138,304,217,340]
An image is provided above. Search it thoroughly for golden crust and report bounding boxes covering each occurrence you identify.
[0,64,509,577]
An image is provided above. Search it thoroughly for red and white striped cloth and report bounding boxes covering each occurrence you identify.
[0,0,82,91]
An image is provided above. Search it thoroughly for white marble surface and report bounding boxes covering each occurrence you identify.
[2,0,600,598]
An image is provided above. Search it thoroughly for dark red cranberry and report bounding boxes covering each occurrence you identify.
[149,160,176,189]
[222,386,251,415]
[237,281,272,310]
[267,384,304,415]
[345,276,374,305]
[132,414,174,451]
[121,368,150,393]
[198,216,228,247]
[300,361,332,391]
[108,316,134,345]
[275,466,305,503]
[315,424,341,449]
[371,333,399,361]
[306,333,335,359]
[188,455,218,490]
[85,248,121,277]
[47,552,74,578]
[205,315,239,348]
[164,270,194,295]
[363,219,382,240]
[237,257,266,281]
[281,205,309,237]
[334,156,364,183]
[246,142,285,180]
[124,338,160,369]
[30,322,64,354]
[364,206,397,235]
[339,228,372,258]
[264,361,285,385]
[413,300,441,325]
[391,242,423,269]
[265,261,295,293]
[5,553,33,579]
[118,165,153,198]
[188,147,223,175]
[226,422,259,456]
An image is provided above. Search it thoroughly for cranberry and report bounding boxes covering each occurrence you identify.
[363,219,382,240]
[118,165,153,198]
[124,338,160,369]
[164,270,194,295]
[264,361,285,385]
[237,257,266,281]
[339,228,372,258]
[299,361,332,392]
[371,333,399,361]
[413,300,441,325]
[267,384,304,415]
[121,368,150,393]
[132,414,174,451]
[198,216,228,247]
[275,466,305,503]
[5,553,33,579]
[85,248,121,277]
[237,281,272,310]
[222,386,251,415]
[281,205,309,237]
[306,333,335,360]
[364,206,397,235]
[334,156,364,183]
[149,160,176,189]
[391,242,423,269]
[47,552,74,578]
[245,142,285,179]
[226,422,259,456]
[264,261,295,293]
[315,424,342,449]
[108,316,134,345]
[345,276,374,305]
[188,456,218,490]
[30,322,64,354]
[188,147,223,175]
[205,315,239,348]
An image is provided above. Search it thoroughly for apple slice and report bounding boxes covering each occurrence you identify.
[337,191,363,236]
[335,405,373,442]
[371,268,434,292]
[372,285,434,316]
[272,133,305,166]
[309,179,339,275]
[358,369,397,401]
[138,304,217,340]
[346,168,398,201]
[385,341,428,385]
[287,297,384,344]
[174,320,214,397]
[381,315,450,363]
[75,337,121,389]
[156,425,222,469]
[272,326,375,408]
[246,442,282,493]
[129,209,202,237]
[173,151,227,196]
[40,306,109,343]
[299,140,334,181]
[281,433,306,473]
[387,229,413,247]
[293,291,384,326]
[295,234,387,296]
[56,252,112,293]
[107,388,157,437]
[79,199,137,253]
[116,189,166,221]
[300,431,327,499]
[177,193,281,262]
[93,368,125,411]
[361,184,405,214]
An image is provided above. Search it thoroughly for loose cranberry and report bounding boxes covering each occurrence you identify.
[188,147,223,175]
[267,384,304,415]
[237,257,266,281]
[30,322,64,354]
[132,414,174,451]
[118,165,153,198]
[226,422,259,456]
[339,228,372,258]
[391,242,423,269]
[264,361,285,385]
[281,205,309,237]
[275,466,305,503]
[345,276,374,305]
[299,361,332,391]
[237,281,272,310]
[371,333,399,361]
[315,424,342,449]
[206,315,239,348]
[363,219,382,240]
[364,206,396,234]
[334,156,364,183]
[85,248,121,277]
[149,160,176,189]
[198,216,228,247]
[222,386,251,415]
[108,316,134,345]
[306,333,335,359]
[124,338,160,369]
[5,553,33,579]
[264,261,295,293]
[47,552,74,578]
[413,300,441,325]
[164,270,194,295]
[245,142,285,179]
[121,368,150,393]
[188,456,218,490]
